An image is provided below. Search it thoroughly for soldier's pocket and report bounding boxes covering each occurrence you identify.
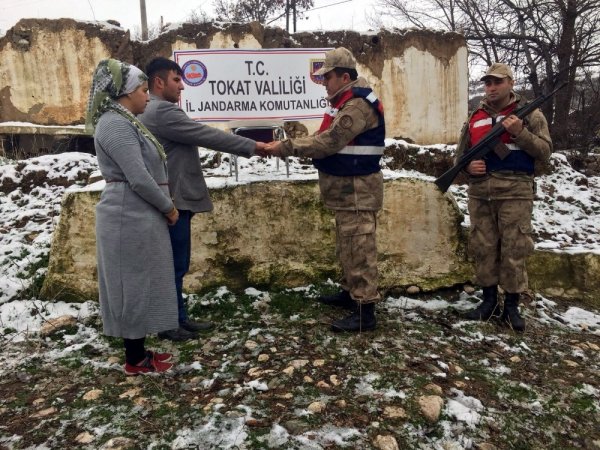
[339,220,376,264]
[339,221,376,237]
[514,223,534,258]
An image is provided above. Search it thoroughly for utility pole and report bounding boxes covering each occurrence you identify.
[140,0,148,40]
[285,0,290,32]
[292,0,297,32]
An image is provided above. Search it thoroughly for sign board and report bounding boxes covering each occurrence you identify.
[173,48,332,122]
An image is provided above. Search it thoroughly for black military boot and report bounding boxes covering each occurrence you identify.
[502,293,525,332]
[317,290,356,310]
[464,285,501,321]
[331,302,376,332]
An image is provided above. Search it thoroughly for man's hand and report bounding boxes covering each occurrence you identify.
[264,141,284,157]
[502,114,524,136]
[166,207,179,226]
[254,141,269,157]
[467,159,487,176]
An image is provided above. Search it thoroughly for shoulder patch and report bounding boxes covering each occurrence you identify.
[339,115,354,129]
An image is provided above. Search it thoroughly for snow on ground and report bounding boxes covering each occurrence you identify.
[0,153,97,303]
[0,299,98,342]
[532,153,600,253]
[447,152,600,254]
[1,285,598,449]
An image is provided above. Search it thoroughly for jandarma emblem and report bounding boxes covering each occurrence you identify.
[182,60,208,86]
[310,59,325,84]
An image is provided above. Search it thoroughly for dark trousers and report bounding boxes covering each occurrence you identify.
[124,337,146,365]
[168,209,193,323]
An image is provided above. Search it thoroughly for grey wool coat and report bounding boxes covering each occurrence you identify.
[94,111,178,339]
[139,94,256,213]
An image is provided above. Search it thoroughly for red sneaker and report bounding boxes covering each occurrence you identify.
[124,356,173,376]
[146,350,173,363]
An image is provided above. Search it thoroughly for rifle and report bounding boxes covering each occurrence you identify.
[434,82,567,193]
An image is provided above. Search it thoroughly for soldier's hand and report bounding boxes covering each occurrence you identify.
[467,159,487,176]
[502,114,524,136]
[264,141,284,157]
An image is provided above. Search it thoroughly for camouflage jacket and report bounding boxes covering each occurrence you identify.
[280,77,383,211]
[455,92,553,200]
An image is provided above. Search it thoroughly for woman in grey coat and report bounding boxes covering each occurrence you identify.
[86,59,179,375]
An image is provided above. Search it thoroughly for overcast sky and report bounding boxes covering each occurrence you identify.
[0,0,379,36]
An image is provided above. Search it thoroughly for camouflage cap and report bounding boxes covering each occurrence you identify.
[480,62,514,81]
[313,47,356,76]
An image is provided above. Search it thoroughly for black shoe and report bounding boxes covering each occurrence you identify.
[317,290,356,310]
[501,293,525,332]
[464,285,501,321]
[158,327,198,342]
[331,303,376,332]
[180,319,213,332]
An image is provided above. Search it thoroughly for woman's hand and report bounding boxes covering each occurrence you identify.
[165,207,179,225]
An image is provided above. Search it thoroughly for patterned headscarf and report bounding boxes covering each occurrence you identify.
[85,59,166,160]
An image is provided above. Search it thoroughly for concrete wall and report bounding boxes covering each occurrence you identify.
[0,19,132,125]
[40,178,472,301]
[1,20,467,145]
[40,178,600,307]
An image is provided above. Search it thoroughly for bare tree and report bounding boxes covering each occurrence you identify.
[131,22,163,40]
[212,0,314,25]
[130,6,211,39]
[374,0,466,30]
[187,7,211,24]
[376,0,600,147]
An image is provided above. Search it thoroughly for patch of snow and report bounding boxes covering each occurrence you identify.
[563,307,600,328]
[445,389,484,426]
[0,299,98,342]
[293,425,362,449]
[245,379,269,391]
[489,365,512,375]
[577,384,598,397]
[171,413,249,449]
[245,287,265,297]
[261,423,290,448]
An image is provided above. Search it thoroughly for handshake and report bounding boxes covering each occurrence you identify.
[255,141,284,158]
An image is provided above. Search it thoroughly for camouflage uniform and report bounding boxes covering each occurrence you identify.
[279,77,383,304]
[456,92,552,293]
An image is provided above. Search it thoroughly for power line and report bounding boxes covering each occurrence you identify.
[266,0,355,27]
[305,0,354,13]
[86,0,96,20]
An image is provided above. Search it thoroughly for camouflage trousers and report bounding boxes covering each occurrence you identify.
[335,210,381,304]
[468,197,534,293]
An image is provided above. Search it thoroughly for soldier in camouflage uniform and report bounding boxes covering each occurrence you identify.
[456,63,552,332]
[266,47,385,332]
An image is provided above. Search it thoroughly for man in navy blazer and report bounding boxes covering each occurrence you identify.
[139,57,267,341]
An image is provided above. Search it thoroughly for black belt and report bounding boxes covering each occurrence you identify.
[491,170,531,176]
